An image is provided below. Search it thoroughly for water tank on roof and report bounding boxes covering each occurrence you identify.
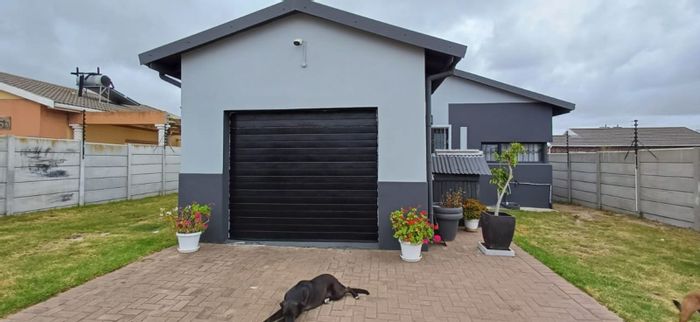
[79,74,113,88]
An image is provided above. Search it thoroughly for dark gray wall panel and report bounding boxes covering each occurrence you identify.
[478,164,553,208]
[448,103,554,208]
[377,181,428,250]
[179,173,228,243]
[448,103,553,149]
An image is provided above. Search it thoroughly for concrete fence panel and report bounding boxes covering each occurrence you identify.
[550,147,700,231]
[0,135,180,216]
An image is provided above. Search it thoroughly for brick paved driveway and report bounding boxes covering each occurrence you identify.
[5,231,620,322]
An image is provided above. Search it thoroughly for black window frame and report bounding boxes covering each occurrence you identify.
[481,142,545,163]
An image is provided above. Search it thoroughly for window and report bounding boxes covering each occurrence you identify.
[432,126,450,151]
[481,143,544,163]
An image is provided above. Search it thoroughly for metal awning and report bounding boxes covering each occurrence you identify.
[432,150,491,175]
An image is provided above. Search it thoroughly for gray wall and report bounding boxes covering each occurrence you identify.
[0,135,180,216]
[551,148,700,231]
[431,76,534,126]
[179,13,428,245]
[447,102,554,208]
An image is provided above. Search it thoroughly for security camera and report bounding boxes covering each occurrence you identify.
[293,38,304,46]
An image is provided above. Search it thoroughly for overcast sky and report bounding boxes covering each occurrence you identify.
[1,0,699,134]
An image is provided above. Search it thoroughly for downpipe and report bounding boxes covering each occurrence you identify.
[425,60,459,224]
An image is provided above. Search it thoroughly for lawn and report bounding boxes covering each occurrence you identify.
[513,203,700,322]
[0,194,177,318]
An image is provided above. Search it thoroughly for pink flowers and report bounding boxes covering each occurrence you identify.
[433,234,442,243]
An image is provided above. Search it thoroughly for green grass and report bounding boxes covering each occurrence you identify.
[512,204,700,322]
[0,195,177,318]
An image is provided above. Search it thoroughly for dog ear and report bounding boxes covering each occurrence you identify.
[673,299,681,311]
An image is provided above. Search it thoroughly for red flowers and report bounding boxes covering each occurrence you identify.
[161,203,212,234]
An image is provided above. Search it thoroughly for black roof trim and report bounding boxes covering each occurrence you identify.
[453,69,575,115]
[139,0,467,78]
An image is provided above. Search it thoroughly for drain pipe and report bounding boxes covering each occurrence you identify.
[425,60,459,223]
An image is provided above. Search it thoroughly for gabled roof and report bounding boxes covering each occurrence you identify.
[432,150,491,175]
[453,70,575,116]
[0,71,161,113]
[139,0,467,81]
[552,127,700,147]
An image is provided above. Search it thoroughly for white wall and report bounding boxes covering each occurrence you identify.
[431,76,533,125]
[181,13,426,182]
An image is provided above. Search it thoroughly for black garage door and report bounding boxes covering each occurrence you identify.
[228,108,378,242]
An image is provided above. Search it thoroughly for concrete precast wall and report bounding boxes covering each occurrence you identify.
[0,135,180,215]
[551,148,700,230]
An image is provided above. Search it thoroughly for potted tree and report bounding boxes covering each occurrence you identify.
[463,198,486,232]
[481,143,524,251]
[390,207,438,262]
[433,189,463,241]
[161,203,211,253]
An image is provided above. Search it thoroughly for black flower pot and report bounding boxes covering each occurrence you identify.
[433,205,462,241]
[480,211,515,250]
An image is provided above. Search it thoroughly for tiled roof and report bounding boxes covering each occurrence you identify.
[432,151,491,175]
[0,71,161,112]
[552,127,700,147]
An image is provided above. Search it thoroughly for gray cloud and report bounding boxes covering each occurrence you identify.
[1,0,698,133]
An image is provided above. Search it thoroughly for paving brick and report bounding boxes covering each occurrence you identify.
[3,232,620,321]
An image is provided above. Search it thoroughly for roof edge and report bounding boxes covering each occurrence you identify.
[453,69,575,115]
[139,0,467,74]
[0,81,54,107]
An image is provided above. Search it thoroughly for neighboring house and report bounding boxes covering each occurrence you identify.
[431,70,575,208]
[551,127,700,152]
[0,71,180,146]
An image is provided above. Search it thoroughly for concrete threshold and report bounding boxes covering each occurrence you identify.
[226,240,380,250]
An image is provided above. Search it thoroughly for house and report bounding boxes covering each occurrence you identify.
[431,70,575,208]
[139,0,467,249]
[0,71,180,146]
[139,0,573,249]
[551,127,700,152]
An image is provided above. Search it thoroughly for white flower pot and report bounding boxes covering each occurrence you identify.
[399,240,422,262]
[176,232,202,253]
[465,219,480,232]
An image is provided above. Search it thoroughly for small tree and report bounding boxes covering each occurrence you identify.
[490,143,525,216]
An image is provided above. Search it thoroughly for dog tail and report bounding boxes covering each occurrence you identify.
[263,308,283,322]
[350,288,370,296]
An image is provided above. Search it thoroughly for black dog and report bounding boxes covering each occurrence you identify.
[264,274,369,322]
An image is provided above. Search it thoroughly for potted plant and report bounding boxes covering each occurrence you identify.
[161,203,211,253]
[481,143,524,251]
[463,198,486,232]
[432,189,463,241]
[390,207,438,262]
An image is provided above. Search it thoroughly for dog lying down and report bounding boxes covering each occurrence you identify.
[673,290,700,322]
[264,274,369,322]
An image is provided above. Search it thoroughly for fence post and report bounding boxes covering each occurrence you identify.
[596,151,602,210]
[693,147,700,232]
[126,144,133,200]
[160,146,166,196]
[5,136,15,215]
[78,142,85,206]
[566,151,572,203]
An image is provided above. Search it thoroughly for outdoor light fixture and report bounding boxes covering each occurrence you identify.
[293,38,307,68]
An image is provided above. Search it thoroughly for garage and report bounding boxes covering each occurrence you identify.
[228,108,378,242]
